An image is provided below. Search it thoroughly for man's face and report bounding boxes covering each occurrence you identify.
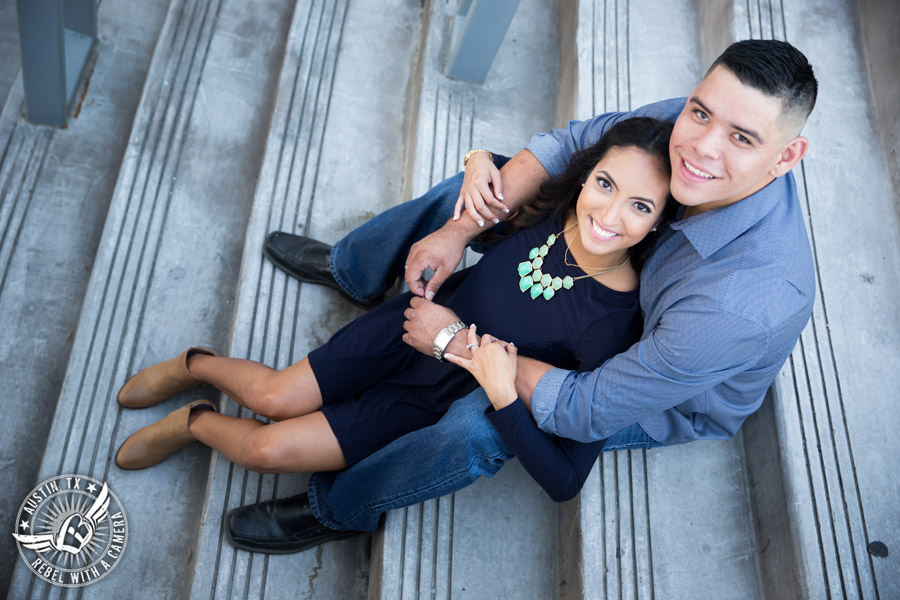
[669,66,795,214]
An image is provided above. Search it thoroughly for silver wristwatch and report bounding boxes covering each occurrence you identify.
[432,321,468,362]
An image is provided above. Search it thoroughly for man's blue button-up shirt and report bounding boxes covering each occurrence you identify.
[526,99,816,445]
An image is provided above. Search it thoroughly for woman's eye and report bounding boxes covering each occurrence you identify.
[633,202,651,214]
[597,177,612,190]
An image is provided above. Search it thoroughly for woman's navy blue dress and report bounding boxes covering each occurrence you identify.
[308,214,642,499]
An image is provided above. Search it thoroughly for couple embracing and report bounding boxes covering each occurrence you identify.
[112,39,818,554]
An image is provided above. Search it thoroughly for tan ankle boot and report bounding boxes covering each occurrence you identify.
[117,347,218,408]
[115,399,216,469]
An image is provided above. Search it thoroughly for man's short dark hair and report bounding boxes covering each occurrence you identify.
[708,39,817,125]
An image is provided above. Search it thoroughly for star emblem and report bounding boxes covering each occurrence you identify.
[87,483,98,493]
[19,520,29,531]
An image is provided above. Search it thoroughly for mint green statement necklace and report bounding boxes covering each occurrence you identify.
[516,225,630,300]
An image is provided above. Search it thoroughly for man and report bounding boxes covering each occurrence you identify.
[225,39,818,553]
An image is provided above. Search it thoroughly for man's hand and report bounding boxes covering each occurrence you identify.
[453,151,508,226]
[402,296,466,357]
[404,225,471,300]
[405,149,550,300]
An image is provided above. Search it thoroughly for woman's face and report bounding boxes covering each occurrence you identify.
[575,146,670,259]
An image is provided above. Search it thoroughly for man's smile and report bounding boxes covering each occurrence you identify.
[681,158,716,180]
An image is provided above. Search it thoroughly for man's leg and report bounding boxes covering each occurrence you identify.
[225,389,512,552]
[265,172,464,304]
[307,389,512,531]
[264,155,509,304]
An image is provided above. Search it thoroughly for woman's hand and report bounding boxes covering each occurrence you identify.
[445,325,518,410]
[453,151,509,226]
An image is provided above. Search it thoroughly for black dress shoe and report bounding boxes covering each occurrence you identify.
[225,493,363,554]
[263,232,382,309]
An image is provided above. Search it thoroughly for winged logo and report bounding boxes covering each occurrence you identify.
[13,483,110,555]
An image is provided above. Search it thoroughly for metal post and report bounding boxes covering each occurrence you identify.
[446,0,520,84]
[15,0,97,127]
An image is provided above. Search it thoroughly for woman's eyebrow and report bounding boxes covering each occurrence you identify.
[597,170,617,189]
[598,169,658,208]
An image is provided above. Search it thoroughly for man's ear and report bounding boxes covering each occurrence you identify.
[769,136,809,178]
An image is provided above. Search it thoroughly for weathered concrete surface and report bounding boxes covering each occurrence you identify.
[0,0,170,592]
[188,0,424,598]
[5,0,292,596]
[858,0,900,220]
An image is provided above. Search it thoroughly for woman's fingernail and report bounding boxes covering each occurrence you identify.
[498,193,504,200]
[477,220,484,227]
[492,218,499,224]
[503,208,510,213]
[453,214,459,220]
[426,291,435,300]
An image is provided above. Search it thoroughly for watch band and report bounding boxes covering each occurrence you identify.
[432,321,468,362]
[463,149,493,167]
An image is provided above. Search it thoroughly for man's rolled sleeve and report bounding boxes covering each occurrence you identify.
[524,99,686,179]
[530,367,572,434]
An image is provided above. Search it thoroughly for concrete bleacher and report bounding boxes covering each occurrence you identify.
[2,0,897,598]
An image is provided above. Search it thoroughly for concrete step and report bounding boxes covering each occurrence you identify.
[559,2,767,598]
[716,0,900,597]
[187,1,426,598]
[5,0,293,596]
[365,1,570,598]
[0,0,171,592]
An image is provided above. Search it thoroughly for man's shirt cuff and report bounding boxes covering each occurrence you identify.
[530,367,572,435]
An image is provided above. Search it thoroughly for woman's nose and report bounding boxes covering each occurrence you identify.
[597,200,622,226]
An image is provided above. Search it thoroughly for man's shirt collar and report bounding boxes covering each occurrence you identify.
[669,174,792,259]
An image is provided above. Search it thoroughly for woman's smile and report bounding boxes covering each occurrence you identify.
[588,217,620,241]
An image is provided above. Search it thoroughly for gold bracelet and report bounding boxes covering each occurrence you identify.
[463,149,493,167]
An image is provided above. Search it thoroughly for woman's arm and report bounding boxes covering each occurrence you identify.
[486,399,604,502]
[445,327,603,501]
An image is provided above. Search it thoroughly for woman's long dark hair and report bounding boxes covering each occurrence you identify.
[480,117,679,272]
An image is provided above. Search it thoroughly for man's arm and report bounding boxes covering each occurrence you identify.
[530,305,768,442]
[512,356,552,411]
[404,149,549,299]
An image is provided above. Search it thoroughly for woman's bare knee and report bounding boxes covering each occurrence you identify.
[241,431,289,473]
[244,372,318,421]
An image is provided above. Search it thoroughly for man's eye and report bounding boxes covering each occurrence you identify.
[694,109,708,122]
[733,133,751,144]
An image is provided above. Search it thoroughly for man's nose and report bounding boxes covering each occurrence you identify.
[692,127,720,159]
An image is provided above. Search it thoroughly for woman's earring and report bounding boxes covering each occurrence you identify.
[651,226,658,232]
[581,183,584,187]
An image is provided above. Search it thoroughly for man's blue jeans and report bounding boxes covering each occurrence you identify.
[307,389,659,532]
[329,166,499,302]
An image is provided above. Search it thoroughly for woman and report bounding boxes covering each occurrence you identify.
[115,117,676,501]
